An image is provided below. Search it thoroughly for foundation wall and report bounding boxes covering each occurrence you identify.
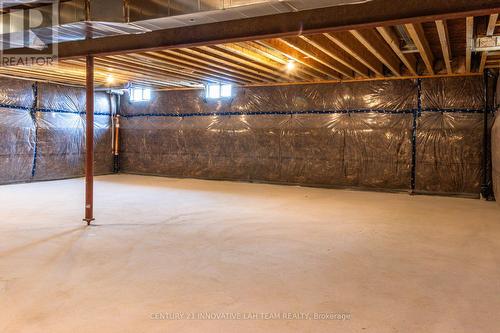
[0,78,114,185]
[493,76,500,203]
[120,76,487,196]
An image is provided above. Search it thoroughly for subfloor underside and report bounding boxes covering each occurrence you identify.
[1,175,500,333]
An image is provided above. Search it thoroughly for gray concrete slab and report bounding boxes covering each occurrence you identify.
[0,175,499,332]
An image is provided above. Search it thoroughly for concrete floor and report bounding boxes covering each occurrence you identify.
[1,175,500,333]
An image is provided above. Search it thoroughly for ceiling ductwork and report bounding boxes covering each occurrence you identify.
[0,0,372,50]
[0,0,44,7]
[394,25,418,53]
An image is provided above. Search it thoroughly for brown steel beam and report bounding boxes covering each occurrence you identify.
[84,55,95,225]
[4,0,499,59]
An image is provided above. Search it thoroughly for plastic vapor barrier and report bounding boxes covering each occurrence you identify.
[120,77,488,195]
[0,77,35,108]
[120,80,416,191]
[0,78,114,185]
[1,75,490,196]
[34,84,114,180]
[418,76,485,195]
[0,78,36,184]
[0,107,35,183]
[493,76,500,203]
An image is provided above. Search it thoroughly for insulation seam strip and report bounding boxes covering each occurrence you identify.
[0,104,484,117]
[0,103,111,116]
[0,102,111,180]
[410,80,421,192]
[30,83,39,178]
[119,108,484,118]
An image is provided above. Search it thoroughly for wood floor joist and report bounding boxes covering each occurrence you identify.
[465,17,475,73]
[299,35,370,78]
[4,0,498,59]
[324,31,385,77]
[376,26,418,76]
[435,20,453,74]
[256,39,339,80]
[0,11,498,89]
[405,23,435,75]
[349,29,401,76]
[479,14,499,72]
[280,37,355,79]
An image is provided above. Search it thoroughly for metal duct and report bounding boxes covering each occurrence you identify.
[0,0,47,8]
[0,0,373,50]
[394,25,418,53]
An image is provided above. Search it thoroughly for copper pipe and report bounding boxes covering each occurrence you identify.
[84,55,95,225]
[114,115,120,156]
[113,114,121,173]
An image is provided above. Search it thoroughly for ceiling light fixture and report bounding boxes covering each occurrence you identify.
[286,60,296,71]
[106,74,115,85]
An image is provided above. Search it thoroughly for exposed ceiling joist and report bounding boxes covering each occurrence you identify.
[215,43,304,81]
[257,39,340,80]
[376,26,418,75]
[234,42,314,81]
[299,35,370,78]
[465,16,474,73]
[349,29,401,76]
[150,50,257,84]
[99,56,207,85]
[4,0,499,59]
[280,37,355,79]
[138,50,250,84]
[435,20,453,74]
[405,23,435,75]
[1,12,498,89]
[242,41,324,80]
[324,31,384,76]
[194,46,283,82]
[479,14,499,72]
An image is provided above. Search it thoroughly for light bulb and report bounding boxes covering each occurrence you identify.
[106,74,115,84]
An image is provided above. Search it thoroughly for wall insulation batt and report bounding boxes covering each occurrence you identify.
[0,75,493,198]
[120,76,489,197]
[0,77,114,185]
